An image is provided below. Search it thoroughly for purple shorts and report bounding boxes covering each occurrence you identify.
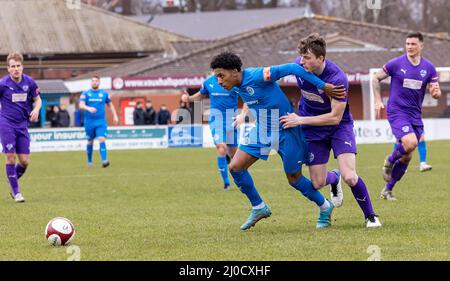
[388,115,423,142]
[0,123,30,154]
[304,124,357,166]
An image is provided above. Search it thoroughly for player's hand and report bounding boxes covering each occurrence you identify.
[29,109,39,122]
[279,113,302,129]
[323,83,346,100]
[375,99,385,119]
[181,93,190,103]
[430,83,441,99]
[113,115,119,125]
[232,114,245,128]
[87,107,97,114]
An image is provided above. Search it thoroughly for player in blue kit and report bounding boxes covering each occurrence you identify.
[210,52,345,230]
[181,75,239,191]
[0,52,41,202]
[79,76,119,168]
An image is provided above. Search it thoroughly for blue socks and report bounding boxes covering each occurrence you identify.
[418,140,427,164]
[290,176,326,207]
[217,156,230,186]
[230,170,263,207]
[87,142,108,164]
[87,143,93,163]
[99,142,107,162]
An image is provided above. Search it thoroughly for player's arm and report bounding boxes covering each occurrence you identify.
[428,68,441,99]
[106,101,119,125]
[428,82,441,99]
[372,68,390,118]
[79,94,97,113]
[30,95,42,122]
[181,91,204,103]
[280,99,346,128]
[263,63,346,99]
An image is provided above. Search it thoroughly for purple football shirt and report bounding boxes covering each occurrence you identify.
[295,57,353,140]
[0,74,40,127]
[384,54,438,125]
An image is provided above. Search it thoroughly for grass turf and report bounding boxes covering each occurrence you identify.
[0,141,449,260]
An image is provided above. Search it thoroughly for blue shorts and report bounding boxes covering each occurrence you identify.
[210,122,238,147]
[84,123,108,140]
[239,125,309,174]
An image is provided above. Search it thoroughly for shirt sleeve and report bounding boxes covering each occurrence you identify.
[259,63,326,89]
[30,80,40,98]
[428,65,439,84]
[330,75,349,102]
[199,82,209,96]
[383,58,397,76]
[105,91,111,104]
[80,92,87,102]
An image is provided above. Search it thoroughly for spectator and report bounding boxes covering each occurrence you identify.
[144,100,156,125]
[173,101,193,124]
[50,106,60,127]
[157,104,171,125]
[58,104,71,127]
[133,101,146,125]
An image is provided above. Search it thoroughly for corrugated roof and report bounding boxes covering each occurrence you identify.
[138,15,450,76]
[74,15,450,80]
[0,0,190,56]
[36,79,70,94]
[132,7,308,40]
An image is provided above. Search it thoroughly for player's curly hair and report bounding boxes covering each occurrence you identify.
[210,51,242,72]
[297,33,327,58]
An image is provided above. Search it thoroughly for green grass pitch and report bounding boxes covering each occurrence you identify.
[0,141,449,260]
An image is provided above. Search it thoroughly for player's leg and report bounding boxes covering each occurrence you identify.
[215,143,231,190]
[229,147,271,230]
[337,153,381,227]
[84,125,95,167]
[212,124,236,190]
[382,152,412,201]
[418,134,431,172]
[381,126,420,200]
[383,118,418,182]
[4,153,24,202]
[307,140,343,207]
[96,124,109,167]
[279,128,333,229]
[1,126,24,202]
[15,128,31,179]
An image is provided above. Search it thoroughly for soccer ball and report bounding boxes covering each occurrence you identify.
[45,217,75,246]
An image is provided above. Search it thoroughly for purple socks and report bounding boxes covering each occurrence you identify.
[6,164,19,196]
[16,164,27,179]
[386,160,408,191]
[326,171,339,186]
[388,143,407,164]
[350,177,375,219]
